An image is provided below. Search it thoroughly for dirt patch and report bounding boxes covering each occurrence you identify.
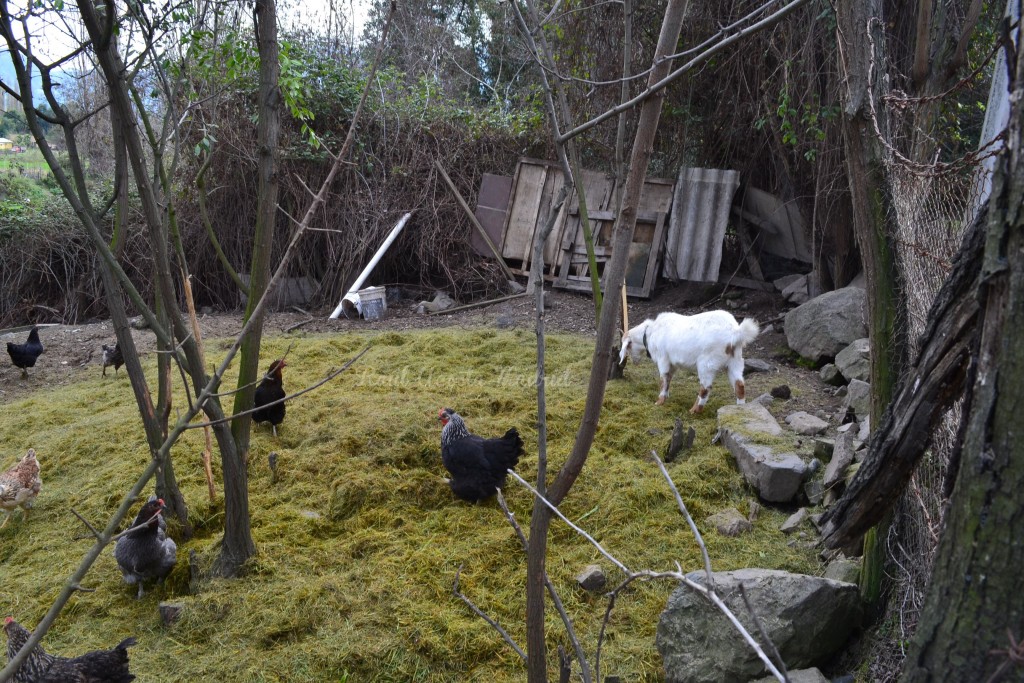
[0,283,846,428]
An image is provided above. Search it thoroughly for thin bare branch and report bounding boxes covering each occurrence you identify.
[453,564,528,663]
[186,345,371,430]
[650,450,714,586]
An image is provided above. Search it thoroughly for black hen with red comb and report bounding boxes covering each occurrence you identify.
[113,496,177,599]
[438,408,524,502]
[253,359,287,437]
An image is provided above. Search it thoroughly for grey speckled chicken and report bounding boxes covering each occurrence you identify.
[3,617,136,683]
[0,448,41,529]
[113,497,177,599]
[438,408,523,502]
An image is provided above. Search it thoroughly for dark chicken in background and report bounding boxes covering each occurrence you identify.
[113,496,177,599]
[438,408,524,502]
[101,343,123,376]
[7,328,44,377]
[3,617,136,683]
[253,359,287,437]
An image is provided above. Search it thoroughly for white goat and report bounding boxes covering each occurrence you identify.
[619,310,760,412]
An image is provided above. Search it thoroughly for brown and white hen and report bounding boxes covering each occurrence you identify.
[0,448,41,529]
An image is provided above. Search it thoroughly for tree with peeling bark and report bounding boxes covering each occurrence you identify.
[822,11,1024,680]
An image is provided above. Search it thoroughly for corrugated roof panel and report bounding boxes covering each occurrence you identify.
[662,167,740,282]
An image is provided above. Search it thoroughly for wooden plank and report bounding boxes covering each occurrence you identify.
[435,160,515,282]
[736,222,766,281]
[639,212,668,298]
[568,209,662,223]
[718,274,776,291]
[503,161,548,261]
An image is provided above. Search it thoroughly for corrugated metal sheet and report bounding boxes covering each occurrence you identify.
[662,167,740,282]
[740,186,812,263]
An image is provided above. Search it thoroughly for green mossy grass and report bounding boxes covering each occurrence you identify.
[0,327,816,681]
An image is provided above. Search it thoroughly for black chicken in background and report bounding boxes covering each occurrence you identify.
[438,408,524,502]
[3,616,136,683]
[101,343,123,376]
[7,328,44,377]
[253,359,287,437]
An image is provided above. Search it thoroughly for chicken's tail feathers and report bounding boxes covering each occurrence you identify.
[503,427,524,453]
[498,427,524,469]
[117,637,139,650]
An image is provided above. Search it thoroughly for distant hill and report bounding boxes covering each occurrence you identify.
[0,51,49,107]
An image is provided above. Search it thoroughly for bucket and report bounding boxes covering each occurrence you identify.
[357,286,387,320]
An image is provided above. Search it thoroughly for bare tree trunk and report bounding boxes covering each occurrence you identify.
[231,0,282,460]
[901,35,1024,680]
[524,1,690,679]
[836,0,905,607]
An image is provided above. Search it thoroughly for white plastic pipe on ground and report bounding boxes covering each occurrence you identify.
[329,212,413,319]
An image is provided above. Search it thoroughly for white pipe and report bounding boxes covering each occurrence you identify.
[329,212,413,319]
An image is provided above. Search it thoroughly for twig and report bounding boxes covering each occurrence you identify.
[739,584,790,683]
[427,292,527,315]
[452,564,527,663]
[494,490,593,683]
[284,317,314,333]
[507,469,630,575]
[650,450,714,587]
[70,508,101,540]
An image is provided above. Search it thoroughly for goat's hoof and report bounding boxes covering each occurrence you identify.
[655,398,666,406]
[689,406,704,415]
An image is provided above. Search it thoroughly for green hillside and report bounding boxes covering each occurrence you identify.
[0,327,817,681]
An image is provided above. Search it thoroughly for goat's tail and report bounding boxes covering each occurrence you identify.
[735,318,760,347]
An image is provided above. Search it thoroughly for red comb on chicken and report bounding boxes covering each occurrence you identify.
[437,408,524,502]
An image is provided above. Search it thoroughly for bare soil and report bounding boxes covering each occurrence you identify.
[0,283,844,425]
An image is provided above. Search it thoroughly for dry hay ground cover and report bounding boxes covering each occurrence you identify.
[0,325,819,682]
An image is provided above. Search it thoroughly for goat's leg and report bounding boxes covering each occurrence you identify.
[727,358,746,404]
[689,386,711,414]
[656,369,674,405]
[691,365,718,414]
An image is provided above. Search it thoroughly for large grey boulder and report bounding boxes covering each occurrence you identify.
[657,569,862,683]
[718,404,807,503]
[835,338,870,383]
[784,287,868,363]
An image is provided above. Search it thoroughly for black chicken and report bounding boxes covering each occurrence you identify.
[113,497,177,599]
[3,617,136,683]
[438,408,524,502]
[7,328,44,377]
[253,359,287,437]
[101,343,123,376]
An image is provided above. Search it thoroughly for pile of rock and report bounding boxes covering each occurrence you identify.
[654,279,873,682]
